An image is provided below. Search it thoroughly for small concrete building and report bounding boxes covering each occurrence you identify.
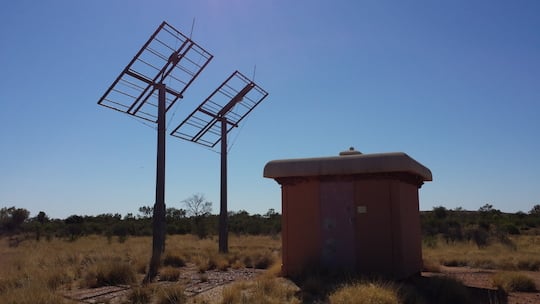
[263,148,432,279]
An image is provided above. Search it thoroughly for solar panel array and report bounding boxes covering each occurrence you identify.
[98,21,213,122]
[170,71,269,147]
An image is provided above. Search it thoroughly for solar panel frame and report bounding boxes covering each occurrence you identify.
[97,21,213,123]
[170,70,269,148]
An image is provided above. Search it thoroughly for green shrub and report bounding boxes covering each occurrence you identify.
[493,272,537,292]
[505,224,520,235]
[422,236,438,248]
[470,228,490,248]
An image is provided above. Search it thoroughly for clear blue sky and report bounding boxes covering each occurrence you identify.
[1,0,539,219]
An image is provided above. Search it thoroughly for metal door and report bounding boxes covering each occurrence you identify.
[319,181,355,269]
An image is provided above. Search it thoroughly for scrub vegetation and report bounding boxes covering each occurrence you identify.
[1,203,539,303]
[421,204,540,272]
[492,272,537,292]
[0,234,281,303]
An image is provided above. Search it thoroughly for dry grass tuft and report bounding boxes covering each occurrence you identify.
[492,272,537,292]
[0,234,283,302]
[134,259,148,274]
[516,259,540,271]
[230,259,245,269]
[194,256,212,273]
[83,260,136,288]
[423,235,540,271]
[127,285,153,304]
[328,281,400,304]
[264,261,283,278]
[155,284,187,304]
[422,259,441,273]
[163,253,186,268]
[253,251,275,269]
[160,234,280,272]
[3,286,69,303]
[221,276,299,304]
[221,281,248,304]
[45,271,72,290]
[159,267,181,282]
[212,254,231,271]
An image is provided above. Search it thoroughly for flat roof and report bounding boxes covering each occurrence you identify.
[263,152,432,181]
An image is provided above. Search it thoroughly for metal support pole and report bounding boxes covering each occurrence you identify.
[219,118,229,253]
[144,83,167,283]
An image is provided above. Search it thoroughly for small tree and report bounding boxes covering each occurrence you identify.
[166,207,186,221]
[138,206,153,219]
[36,211,49,224]
[64,215,84,240]
[183,194,212,239]
[0,207,30,234]
[32,211,49,241]
[479,204,494,213]
[433,206,448,219]
[183,194,212,217]
[529,204,540,215]
[479,203,501,217]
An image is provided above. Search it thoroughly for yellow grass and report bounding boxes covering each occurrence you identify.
[155,284,187,304]
[164,235,281,272]
[0,234,281,303]
[422,235,540,270]
[328,281,400,304]
[128,285,153,303]
[3,234,537,303]
[492,271,537,292]
[221,276,300,304]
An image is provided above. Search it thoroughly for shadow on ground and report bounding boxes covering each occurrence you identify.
[291,272,507,304]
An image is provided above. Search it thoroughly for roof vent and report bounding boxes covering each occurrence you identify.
[339,147,362,156]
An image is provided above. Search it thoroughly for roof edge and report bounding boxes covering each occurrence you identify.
[263,152,432,182]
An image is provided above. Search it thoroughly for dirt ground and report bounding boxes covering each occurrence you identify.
[62,264,263,303]
[423,266,540,304]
